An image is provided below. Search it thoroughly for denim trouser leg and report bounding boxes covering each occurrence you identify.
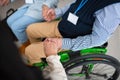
[7,8,28,27]
[7,8,41,43]
[10,16,40,43]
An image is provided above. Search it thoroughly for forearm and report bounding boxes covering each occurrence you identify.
[62,4,120,51]
[62,34,109,51]
[62,17,114,51]
[55,4,70,18]
[55,0,76,18]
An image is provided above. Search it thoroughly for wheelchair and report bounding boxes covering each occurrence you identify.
[33,42,120,80]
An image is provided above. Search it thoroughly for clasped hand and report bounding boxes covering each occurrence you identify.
[43,38,62,57]
[42,5,56,22]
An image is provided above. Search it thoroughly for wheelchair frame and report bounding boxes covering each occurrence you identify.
[33,43,120,80]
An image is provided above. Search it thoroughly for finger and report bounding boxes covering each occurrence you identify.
[46,9,52,15]
[44,16,49,21]
[46,10,54,22]
[44,39,49,44]
[46,38,51,41]
[44,38,51,42]
[45,17,52,22]
[46,10,53,17]
[44,16,50,21]
[43,13,47,19]
[44,38,48,41]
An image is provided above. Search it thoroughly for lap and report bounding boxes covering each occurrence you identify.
[7,8,28,25]
[27,20,62,38]
[11,15,39,29]
[25,42,46,58]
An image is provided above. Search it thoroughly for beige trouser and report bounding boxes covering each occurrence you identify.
[26,20,62,43]
[25,20,62,64]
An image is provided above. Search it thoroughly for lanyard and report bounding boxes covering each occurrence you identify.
[74,0,88,14]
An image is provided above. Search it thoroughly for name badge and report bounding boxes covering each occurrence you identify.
[25,0,34,4]
[67,12,78,25]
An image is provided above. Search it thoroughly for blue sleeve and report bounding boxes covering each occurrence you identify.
[55,0,76,18]
[62,3,120,51]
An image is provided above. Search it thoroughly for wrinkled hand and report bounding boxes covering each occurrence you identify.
[0,0,9,6]
[44,39,58,57]
[46,38,62,50]
[44,38,62,57]
[42,5,49,20]
[42,7,56,22]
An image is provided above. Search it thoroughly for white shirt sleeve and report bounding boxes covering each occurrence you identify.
[62,3,120,51]
[55,0,76,18]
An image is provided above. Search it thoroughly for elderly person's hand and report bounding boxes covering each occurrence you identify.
[43,38,62,57]
[42,5,50,21]
[42,5,56,22]
[45,8,56,22]
[0,0,10,6]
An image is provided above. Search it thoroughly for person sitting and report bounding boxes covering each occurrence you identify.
[0,1,67,80]
[25,0,120,80]
[0,21,46,80]
[6,0,59,53]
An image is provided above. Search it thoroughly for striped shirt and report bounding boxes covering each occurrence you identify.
[55,2,120,51]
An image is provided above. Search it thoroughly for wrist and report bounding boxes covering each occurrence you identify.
[46,52,57,57]
[42,4,49,10]
[46,55,60,61]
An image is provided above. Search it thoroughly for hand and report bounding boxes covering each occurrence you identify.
[45,38,62,50]
[0,0,10,6]
[42,5,49,20]
[44,38,62,56]
[45,8,56,22]
[44,39,58,57]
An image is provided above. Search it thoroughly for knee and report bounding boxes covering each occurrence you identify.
[25,44,39,60]
[26,24,36,36]
[25,45,33,59]
[25,44,43,64]
[25,45,34,64]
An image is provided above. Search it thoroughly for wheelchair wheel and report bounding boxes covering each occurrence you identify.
[63,54,120,80]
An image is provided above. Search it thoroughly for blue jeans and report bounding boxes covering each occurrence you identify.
[7,7,40,43]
